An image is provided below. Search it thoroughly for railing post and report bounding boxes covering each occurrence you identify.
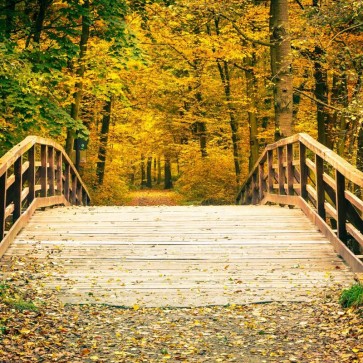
[315,155,326,220]
[64,164,70,201]
[286,144,294,195]
[0,171,6,240]
[56,151,63,196]
[71,174,77,204]
[48,146,55,196]
[77,183,83,206]
[28,146,35,204]
[336,170,347,241]
[13,156,22,222]
[252,172,258,204]
[258,162,265,201]
[40,145,48,197]
[278,146,286,195]
[267,150,274,193]
[299,143,308,200]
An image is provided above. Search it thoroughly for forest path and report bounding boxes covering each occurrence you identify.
[126,189,183,206]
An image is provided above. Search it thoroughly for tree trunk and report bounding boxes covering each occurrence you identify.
[216,60,241,184]
[141,155,146,188]
[164,157,173,189]
[245,54,259,171]
[270,0,293,139]
[96,99,112,185]
[146,157,152,188]
[157,157,162,184]
[331,72,348,155]
[4,0,16,39]
[65,0,90,156]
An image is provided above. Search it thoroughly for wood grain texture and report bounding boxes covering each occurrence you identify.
[1,205,354,307]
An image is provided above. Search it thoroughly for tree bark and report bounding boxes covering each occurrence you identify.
[270,0,293,139]
[245,54,259,171]
[96,99,112,185]
[4,0,16,39]
[146,157,152,188]
[65,0,90,156]
[141,155,146,188]
[164,157,173,189]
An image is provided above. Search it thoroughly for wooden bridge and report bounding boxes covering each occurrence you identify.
[0,134,362,307]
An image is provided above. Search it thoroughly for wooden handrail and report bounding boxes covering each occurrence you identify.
[0,136,91,257]
[237,133,363,272]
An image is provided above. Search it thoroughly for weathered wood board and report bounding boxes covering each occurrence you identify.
[1,205,354,307]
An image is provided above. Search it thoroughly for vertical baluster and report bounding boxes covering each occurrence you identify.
[286,144,294,195]
[77,184,82,206]
[299,143,308,199]
[315,155,326,220]
[0,171,6,240]
[267,150,274,193]
[64,164,70,201]
[48,147,55,196]
[277,146,286,195]
[28,146,35,204]
[40,145,47,197]
[336,170,347,241]
[13,156,22,222]
[258,162,265,201]
[71,174,77,204]
[252,172,258,204]
[56,151,63,196]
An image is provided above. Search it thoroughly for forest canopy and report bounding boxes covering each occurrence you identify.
[1,0,363,204]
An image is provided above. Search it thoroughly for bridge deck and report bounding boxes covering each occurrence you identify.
[1,205,354,307]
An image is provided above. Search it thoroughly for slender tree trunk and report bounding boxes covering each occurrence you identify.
[4,0,16,39]
[164,157,173,189]
[270,0,293,139]
[146,157,152,188]
[65,0,90,156]
[141,155,146,188]
[217,60,241,184]
[331,72,348,155]
[245,54,259,171]
[96,99,112,185]
[157,157,162,184]
[153,158,157,182]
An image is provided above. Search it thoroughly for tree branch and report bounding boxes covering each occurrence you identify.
[218,13,273,47]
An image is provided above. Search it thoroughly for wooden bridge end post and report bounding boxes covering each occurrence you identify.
[13,156,22,222]
[336,170,347,242]
[299,143,308,200]
[28,146,35,205]
[0,172,6,240]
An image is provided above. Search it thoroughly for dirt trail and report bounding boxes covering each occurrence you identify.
[126,189,183,206]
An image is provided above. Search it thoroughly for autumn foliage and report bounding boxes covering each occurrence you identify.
[1,0,363,204]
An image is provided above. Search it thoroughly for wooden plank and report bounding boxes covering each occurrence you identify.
[0,171,6,239]
[1,205,357,307]
[28,146,35,204]
[335,170,347,241]
[40,145,47,198]
[299,142,308,200]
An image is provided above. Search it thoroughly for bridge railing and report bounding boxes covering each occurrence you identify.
[237,133,363,272]
[0,136,90,257]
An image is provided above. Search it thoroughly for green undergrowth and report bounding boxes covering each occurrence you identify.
[0,282,38,312]
[340,283,363,308]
